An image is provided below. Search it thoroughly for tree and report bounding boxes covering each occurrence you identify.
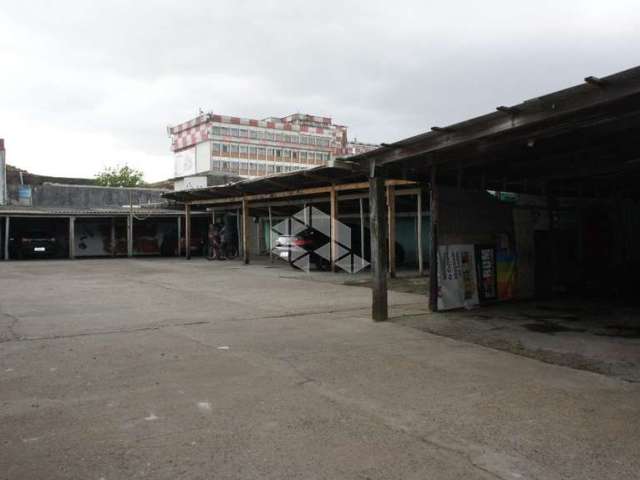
[95,165,145,187]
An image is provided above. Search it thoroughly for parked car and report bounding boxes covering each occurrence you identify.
[11,231,60,259]
[275,228,330,269]
[274,224,404,271]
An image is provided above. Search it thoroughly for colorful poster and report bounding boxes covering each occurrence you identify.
[496,233,517,300]
[497,250,517,300]
[437,244,479,311]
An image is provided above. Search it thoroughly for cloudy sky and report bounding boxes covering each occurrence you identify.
[1,1,638,182]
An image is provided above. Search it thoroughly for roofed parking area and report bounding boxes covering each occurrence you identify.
[1,258,639,479]
[164,66,640,322]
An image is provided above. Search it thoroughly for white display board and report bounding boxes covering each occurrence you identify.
[174,147,196,177]
[437,244,479,311]
[182,176,207,190]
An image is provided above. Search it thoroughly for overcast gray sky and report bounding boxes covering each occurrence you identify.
[1,1,638,182]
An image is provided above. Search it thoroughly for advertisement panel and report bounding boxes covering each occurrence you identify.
[174,147,196,177]
[437,244,479,310]
[182,176,207,190]
[475,245,498,302]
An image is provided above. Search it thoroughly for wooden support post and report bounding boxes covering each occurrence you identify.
[236,207,242,258]
[268,205,274,263]
[369,176,388,321]
[359,198,365,272]
[417,188,424,276]
[330,187,338,272]
[68,217,76,259]
[110,217,116,257]
[127,214,134,258]
[547,189,556,296]
[429,167,439,312]
[4,216,9,261]
[242,197,250,264]
[387,185,396,278]
[184,204,191,260]
[176,216,182,257]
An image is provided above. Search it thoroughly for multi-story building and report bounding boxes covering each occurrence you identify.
[344,140,380,157]
[167,112,377,189]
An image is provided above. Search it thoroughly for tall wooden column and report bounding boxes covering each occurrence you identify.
[242,197,250,264]
[176,216,182,257]
[359,198,365,272]
[429,167,439,312]
[330,187,338,272]
[369,175,388,321]
[68,217,76,259]
[416,188,424,276]
[184,204,191,260]
[4,216,10,260]
[110,217,116,257]
[127,214,134,258]
[387,185,396,278]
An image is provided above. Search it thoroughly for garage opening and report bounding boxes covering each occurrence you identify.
[8,217,69,260]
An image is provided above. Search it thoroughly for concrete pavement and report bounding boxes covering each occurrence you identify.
[1,259,638,479]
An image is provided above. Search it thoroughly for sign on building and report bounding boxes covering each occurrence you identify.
[174,147,196,177]
[437,244,480,310]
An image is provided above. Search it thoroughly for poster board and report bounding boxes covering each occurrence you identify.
[475,245,498,302]
[174,147,196,177]
[437,244,480,311]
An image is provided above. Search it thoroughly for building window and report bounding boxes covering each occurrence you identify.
[249,130,258,139]
[239,129,248,138]
[230,128,239,137]
[257,147,266,160]
[249,146,257,158]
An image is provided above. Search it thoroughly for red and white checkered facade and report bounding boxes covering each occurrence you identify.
[169,112,350,155]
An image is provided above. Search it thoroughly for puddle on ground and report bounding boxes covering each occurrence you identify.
[522,313,581,322]
[522,322,586,334]
[595,326,640,339]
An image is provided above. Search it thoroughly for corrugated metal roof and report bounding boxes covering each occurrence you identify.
[0,206,193,216]
[163,161,365,203]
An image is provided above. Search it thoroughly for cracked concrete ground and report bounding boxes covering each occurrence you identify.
[0,259,639,479]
